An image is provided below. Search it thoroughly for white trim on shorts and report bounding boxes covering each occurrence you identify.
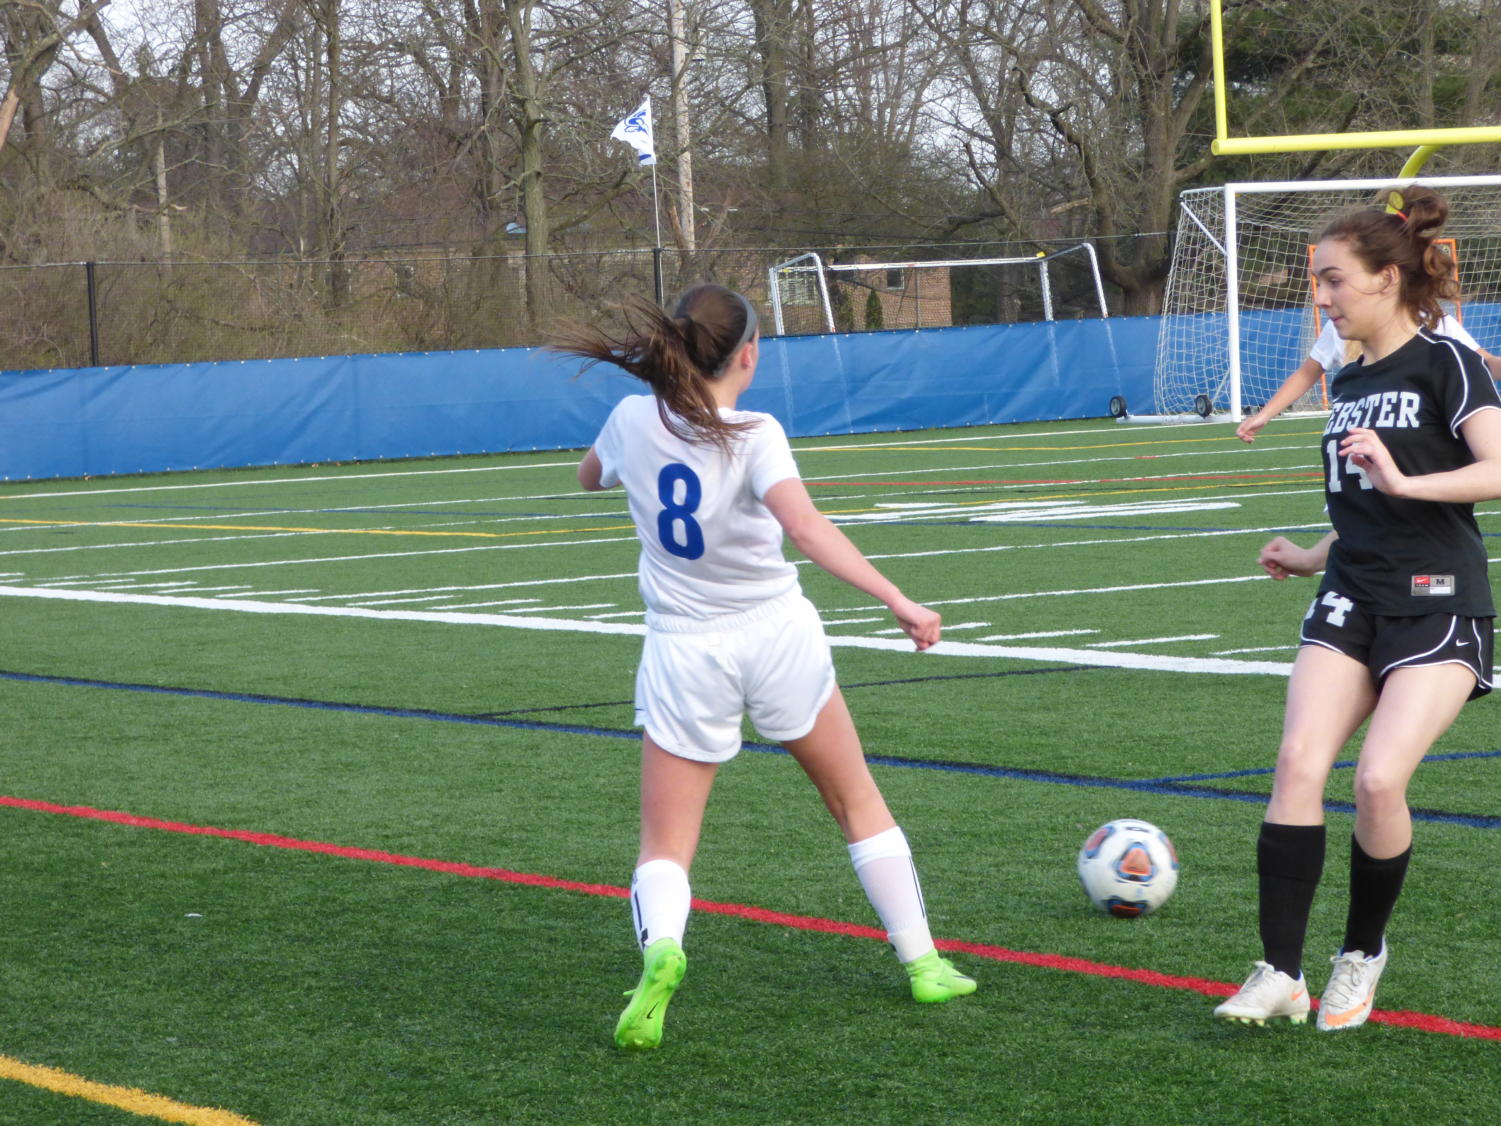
[1378,615,1493,691]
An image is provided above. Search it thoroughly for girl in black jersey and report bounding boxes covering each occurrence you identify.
[1214,187,1501,1031]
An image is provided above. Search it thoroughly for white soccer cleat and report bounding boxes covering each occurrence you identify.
[1213,961,1310,1026]
[1316,943,1388,1032]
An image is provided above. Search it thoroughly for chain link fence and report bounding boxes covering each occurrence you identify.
[0,241,1122,371]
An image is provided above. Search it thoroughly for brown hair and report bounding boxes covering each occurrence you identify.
[550,284,760,450]
[1317,185,1459,330]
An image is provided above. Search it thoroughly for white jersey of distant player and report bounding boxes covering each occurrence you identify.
[1309,314,1480,374]
[594,394,802,622]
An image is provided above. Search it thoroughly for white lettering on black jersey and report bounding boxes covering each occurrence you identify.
[1318,331,1501,618]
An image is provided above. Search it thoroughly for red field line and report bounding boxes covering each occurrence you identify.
[5,795,1498,1042]
[806,479,1085,487]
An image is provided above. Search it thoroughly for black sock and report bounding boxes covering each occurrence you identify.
[1342,836,1410,956]
[1257,822,1326,978]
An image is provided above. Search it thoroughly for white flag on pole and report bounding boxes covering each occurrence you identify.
[611,97,656,166]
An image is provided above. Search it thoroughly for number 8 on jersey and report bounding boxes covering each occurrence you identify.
[657,463,705,560]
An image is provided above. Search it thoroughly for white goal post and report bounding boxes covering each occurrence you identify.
[767,244,1110,336]
[1149,174,1501,423]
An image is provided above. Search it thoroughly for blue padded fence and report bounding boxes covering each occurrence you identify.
[0,316,1158,481]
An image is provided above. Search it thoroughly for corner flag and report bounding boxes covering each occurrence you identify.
[611,97,656,166]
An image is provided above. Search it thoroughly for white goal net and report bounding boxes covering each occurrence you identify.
[1153,174,1501,421]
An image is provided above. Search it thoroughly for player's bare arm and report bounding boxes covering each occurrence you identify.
[577,447,607,491]
[1258,531,1336,580]
[763,476,940,650]
[1345,410,1501,503]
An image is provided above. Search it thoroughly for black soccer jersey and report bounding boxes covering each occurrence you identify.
[1319,330,1501,617]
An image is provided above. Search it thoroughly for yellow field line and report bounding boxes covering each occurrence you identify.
[0,1053,260,1125]
[0,518,634,540]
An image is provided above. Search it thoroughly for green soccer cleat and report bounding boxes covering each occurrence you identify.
[614,937,687,1050]
[904,949,977,1004]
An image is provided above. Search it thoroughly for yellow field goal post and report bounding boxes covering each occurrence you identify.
[1208,0,1501,156]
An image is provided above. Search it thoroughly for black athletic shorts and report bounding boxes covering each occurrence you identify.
[1300,589,1494,700]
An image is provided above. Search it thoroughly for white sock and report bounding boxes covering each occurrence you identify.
[848,826,934,964]
[630,858,691,952]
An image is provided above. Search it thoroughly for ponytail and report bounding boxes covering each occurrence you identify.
[550,285,760,450]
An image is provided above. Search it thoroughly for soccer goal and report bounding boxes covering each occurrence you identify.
[1148,174,1501,423]
[767,244,1110,336]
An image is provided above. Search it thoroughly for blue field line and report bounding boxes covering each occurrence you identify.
[859,752,1501,829]
[7,668,1500,828]
[1155,747,1501,784]
[1,669,633,741]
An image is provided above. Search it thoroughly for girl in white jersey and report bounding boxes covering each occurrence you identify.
[555,284,975,1051]
[1214,187,1501,1030]
[1237,313,1500,443]
[1238,191,1501,444]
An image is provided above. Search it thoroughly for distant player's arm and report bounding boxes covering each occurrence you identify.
[1480,348,1501,382]
[762,477,940,650]
[1238,357,1324,443]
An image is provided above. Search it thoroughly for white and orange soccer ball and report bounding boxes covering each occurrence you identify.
[1077,819,1179,917]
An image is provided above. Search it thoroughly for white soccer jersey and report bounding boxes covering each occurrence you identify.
[1309,314,1480,374]
[593,394,803,622]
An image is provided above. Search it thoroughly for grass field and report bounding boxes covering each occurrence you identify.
[1,415,1499,1125]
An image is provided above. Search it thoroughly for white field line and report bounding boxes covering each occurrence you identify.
[0,584,1294,677]
[86,505,626,529]
[40,538,637,581]
[282,578,631,603]
[0,530,353,558]
[350,594,467,606]
[859,521,1331,567]
[0,422,1314,517]
[926,574,1262,609]
[978,629,1100,641]
[1085,633,1219,649]
[0,444,1314,525]
[0,457,1314,538]
[794,418,1279,450]
[0,482,1311,564]
[502,602,616,614]
[827,572,1274,616]
[832,485,1322,525]
[215,588,320,597]
[28,520,1325,599]
[427,599,546,610]
[0,460,578,501]
[0,425,1169,505]
[8,501,627,527]
[802,449,1314,484]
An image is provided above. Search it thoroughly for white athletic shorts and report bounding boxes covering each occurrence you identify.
[634,591,837,763]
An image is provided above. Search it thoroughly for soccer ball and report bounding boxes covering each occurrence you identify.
[1077,819,1179,918]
